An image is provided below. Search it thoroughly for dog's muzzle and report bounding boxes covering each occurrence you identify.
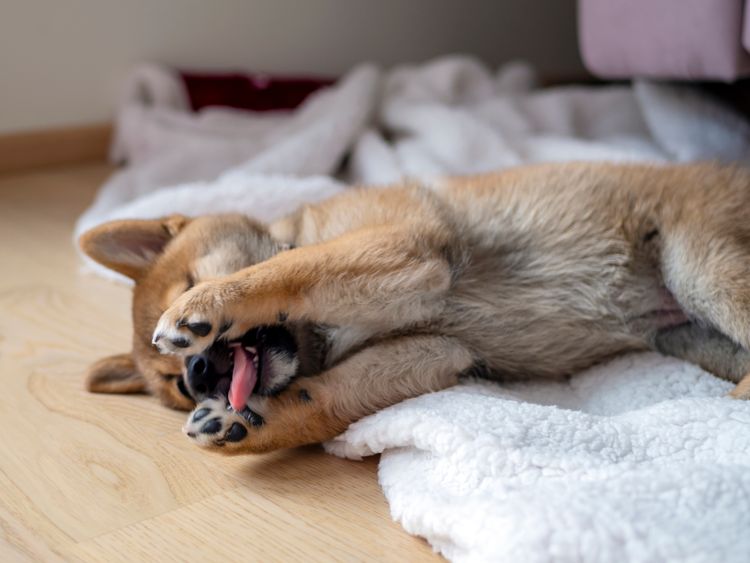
[183,325,299,406]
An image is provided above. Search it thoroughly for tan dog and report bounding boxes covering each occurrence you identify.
[80,162,750,454]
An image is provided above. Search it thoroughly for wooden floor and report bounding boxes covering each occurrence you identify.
[0,163,439,562]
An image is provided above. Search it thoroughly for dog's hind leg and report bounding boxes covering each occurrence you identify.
[182,334,474,453]
[661,228,750,398]
[655,323,750,386]
[662,223,750,345]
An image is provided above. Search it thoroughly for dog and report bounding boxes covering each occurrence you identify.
[80,162,750,454]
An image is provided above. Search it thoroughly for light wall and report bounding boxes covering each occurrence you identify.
[0,0,583,134]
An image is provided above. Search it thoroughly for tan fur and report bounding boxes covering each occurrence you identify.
[83,162,750,453]
[80,214,283,410]
[730,375,750,400]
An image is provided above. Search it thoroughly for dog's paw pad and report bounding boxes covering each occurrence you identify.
[152,314,217,356]
[183,397,258,449]
[239,405,265,427]
[199,417,223,435]
[191,407,211,423]
[169,336,192,349]
[226,422,248,442]
[151,284,230,356]
[179,320,212,337]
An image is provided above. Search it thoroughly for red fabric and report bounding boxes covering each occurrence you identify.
[178,71,335,112]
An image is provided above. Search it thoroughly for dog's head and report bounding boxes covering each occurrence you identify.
[80,214,318,410]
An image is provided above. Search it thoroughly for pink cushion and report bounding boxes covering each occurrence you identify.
[579,0,750,81]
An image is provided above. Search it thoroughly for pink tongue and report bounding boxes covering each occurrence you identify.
[228,345,257,411]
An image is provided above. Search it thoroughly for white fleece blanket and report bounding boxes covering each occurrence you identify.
[326,354,750,562]
[76,56,750,561]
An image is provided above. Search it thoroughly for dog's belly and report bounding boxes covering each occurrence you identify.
[442,251,669,379]
[443,281,690,381]
[450,311,646,380]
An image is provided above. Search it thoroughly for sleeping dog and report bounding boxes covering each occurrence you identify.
[80,162,750,454]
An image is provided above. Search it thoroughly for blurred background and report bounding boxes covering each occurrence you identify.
[0,0,583,134]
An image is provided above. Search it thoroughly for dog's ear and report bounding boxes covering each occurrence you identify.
[86,353,148,394]
[79,215,190,279]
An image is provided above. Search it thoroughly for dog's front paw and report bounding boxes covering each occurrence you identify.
[183,396,265,453]
[183,382,341,454]
[152,281,235,356]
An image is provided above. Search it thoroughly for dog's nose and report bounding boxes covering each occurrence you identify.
[186,354,218,397]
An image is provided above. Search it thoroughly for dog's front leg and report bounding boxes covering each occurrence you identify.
[153,225,456,356]
[181,335,474,453]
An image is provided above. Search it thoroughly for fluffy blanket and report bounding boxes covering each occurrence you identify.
[76,56,750,561]
[326,354,750,562]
